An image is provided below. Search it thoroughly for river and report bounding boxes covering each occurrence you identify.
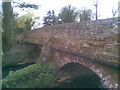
[54,62,107,88]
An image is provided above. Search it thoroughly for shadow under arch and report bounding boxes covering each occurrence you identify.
[56,62,103,88]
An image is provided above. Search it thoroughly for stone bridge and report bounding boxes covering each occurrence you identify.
[15,17,120,88]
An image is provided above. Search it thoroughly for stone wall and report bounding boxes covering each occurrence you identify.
[15,17,120,66]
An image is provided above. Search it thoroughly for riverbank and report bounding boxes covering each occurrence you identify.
[2,63,57,88]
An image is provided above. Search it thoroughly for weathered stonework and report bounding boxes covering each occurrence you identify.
[15,17,120,88]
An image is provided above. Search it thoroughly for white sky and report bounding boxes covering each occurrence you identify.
[1,0,119,27]
[21,0,120,19]
[22,0,119,28]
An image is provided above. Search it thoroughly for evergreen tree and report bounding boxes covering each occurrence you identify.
[2,2,14,53]
[43,10,55,26]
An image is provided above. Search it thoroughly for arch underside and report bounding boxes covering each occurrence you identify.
[40,47,118,88]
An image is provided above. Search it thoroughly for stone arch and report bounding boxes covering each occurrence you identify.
[57,62,102,88]
[58,59,118,88]
[52,50,118,88]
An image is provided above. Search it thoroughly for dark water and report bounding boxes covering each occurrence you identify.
[55,63,105,88]
[2,63,34,78]
[55,74,103,88]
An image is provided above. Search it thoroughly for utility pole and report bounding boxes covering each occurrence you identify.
[94,0,98,20]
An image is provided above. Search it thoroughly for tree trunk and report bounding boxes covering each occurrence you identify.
[2,2,14,53]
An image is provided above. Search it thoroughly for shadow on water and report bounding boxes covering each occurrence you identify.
[2,63,35,79]
[56,75,102,88]
[55,62,105,88]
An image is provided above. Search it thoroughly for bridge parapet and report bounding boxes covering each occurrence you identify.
[15,17,119,65]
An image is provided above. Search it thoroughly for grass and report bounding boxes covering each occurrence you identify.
[2,62,57,88]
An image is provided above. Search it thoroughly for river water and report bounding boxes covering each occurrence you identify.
[54,63,109,89]
[2,63,34,78]
[55,74,103,88]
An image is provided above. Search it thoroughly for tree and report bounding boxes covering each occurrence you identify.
[2,0,39,53]
[112,6,120,17]
[0,4,2,63]
[13,1,39,9]
[43,10,55,26]
[16,12,39,33]
[0,4,2,30]
[79,9,93,21]
[2,2,14,53]
[12,0,39,11]
[58,5,78,23]
[2,0,40,53]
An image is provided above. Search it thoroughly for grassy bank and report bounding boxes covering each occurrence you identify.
[2,63,57,88]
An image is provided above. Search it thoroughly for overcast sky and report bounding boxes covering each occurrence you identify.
[1,0,120,27]
[15,0,119,28]
[1,0,120,19]
[20,0,119,19]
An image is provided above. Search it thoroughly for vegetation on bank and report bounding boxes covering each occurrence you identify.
[2,63,57,88]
